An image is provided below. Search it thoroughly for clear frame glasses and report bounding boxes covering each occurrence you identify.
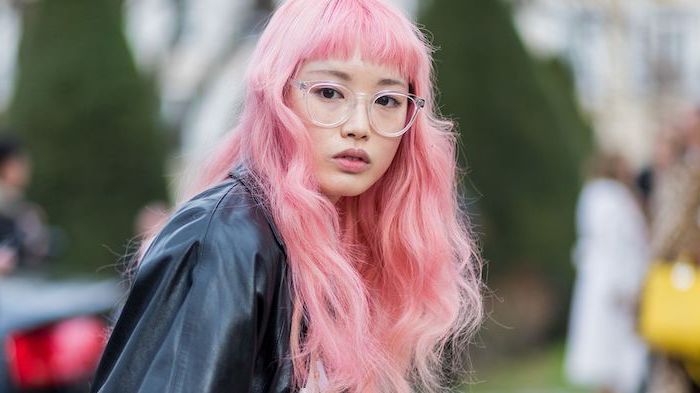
[292,80,426,138]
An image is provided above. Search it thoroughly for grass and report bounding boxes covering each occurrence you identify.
[460,343,590,393]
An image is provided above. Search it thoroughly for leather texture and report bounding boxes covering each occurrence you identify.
[91,166,293,393]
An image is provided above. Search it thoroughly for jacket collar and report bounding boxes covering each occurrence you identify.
[228,164,287,252]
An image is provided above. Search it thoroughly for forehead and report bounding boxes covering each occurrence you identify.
[297,55,407,88]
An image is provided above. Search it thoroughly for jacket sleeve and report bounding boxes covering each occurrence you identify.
[91,186,284,393]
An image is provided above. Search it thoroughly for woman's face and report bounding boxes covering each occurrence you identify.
[289,56,407,203]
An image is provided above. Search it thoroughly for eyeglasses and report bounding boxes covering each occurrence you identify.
[292,80,425,138]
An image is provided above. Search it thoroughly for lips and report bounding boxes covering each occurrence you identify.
[332,149,371,164]
[331,148,371,174]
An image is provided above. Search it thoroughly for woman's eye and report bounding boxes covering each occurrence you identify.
[314,87,343,100]
[375,95,402,108]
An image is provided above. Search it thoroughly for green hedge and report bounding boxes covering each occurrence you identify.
[9,0,168,275]
[421,1,592,284]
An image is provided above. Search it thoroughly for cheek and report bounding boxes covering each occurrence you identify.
[288,91,306,123]
[306,129,338,179]
[373,139,402,173]
[288,93,327,161]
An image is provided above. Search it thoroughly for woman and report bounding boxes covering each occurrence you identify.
[91,1,483,392]
[645,111,700,393]
[564,153,649,393]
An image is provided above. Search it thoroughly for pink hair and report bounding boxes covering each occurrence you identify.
[190,0,483,391]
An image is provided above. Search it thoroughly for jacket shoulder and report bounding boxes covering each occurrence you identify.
[93,177,292,393]
[141,177,285,274]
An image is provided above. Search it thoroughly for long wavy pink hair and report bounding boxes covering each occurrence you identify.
[185,0,483,391]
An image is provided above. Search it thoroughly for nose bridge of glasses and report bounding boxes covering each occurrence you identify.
[350,91,372,110]
[344,93,371,131]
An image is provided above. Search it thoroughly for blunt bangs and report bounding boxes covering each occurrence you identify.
[300,0,425,84]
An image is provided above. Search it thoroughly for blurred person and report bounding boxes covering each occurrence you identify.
[0,133,50,274]
[0,244,16,275]
[565,152,650,393]
[645,110,700,393]
[90,1,484,392]
[124,201,170,268]
[133,201,170,240]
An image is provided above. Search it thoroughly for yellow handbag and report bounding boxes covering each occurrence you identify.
[639,256,700,382]
[639,256,700,358]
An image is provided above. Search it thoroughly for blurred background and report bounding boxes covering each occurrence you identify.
[1,0,699,392]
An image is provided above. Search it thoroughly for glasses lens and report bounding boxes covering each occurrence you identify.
[306,83,352,126]
[370,93,418,136]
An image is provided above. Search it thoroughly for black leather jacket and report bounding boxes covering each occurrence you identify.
[91,167,294,393]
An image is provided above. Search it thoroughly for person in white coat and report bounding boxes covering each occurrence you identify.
[565,153,650,393]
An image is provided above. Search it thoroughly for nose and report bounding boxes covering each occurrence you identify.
[340,99,370,140]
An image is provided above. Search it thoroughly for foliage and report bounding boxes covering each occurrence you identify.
[8,0,168,275]
[420,0,592,287]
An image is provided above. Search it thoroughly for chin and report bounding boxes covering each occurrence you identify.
[320,182,371,200]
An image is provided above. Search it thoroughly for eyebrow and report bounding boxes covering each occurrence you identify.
[307,69,407,88]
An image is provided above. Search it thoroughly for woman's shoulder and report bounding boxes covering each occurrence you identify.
[94,170,292,393]
[579,179,633,211]
[140,169,286,275]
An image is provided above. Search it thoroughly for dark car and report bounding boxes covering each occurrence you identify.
[0,276,122,393]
